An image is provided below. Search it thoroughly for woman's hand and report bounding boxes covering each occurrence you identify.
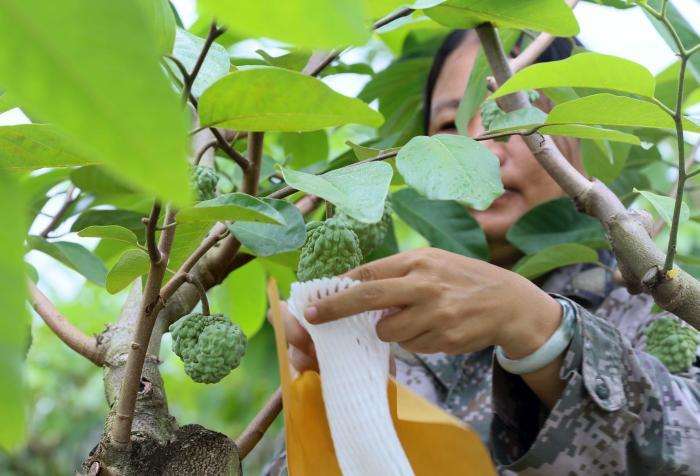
[304,247,563,360]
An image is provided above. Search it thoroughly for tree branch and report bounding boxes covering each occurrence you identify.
[652,140,698,238]
[39,185,79,238]
[242,132,264,195]
[110,207,178,447]
[235,387,283,460]
[476,23,700,328]
[27,280,103,365]
[182,21,225,102]
[145,202,162,263]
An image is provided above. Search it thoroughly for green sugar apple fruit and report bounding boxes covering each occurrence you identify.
[645,316,700,373]
[335,200,392,257]
[297,218,362,282]
[170,312,247,384]
[191,165,218,201]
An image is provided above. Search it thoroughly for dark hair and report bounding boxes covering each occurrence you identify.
[423,30,581,133]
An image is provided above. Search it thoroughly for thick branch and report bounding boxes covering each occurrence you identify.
[145,202,162,263]
[27,280,103,365]
[110,207,178,447]
[476,23,700,328]
[242,132,264,195]
[235,388,282,460]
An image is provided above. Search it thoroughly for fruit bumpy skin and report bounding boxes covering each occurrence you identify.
[335,200,392,257]
[644,317,700,373]
[296,218,362,282]
[191,165,219,201]
[169,313,247,384]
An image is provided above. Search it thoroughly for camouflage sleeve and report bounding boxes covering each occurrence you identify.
[490,296,700,475]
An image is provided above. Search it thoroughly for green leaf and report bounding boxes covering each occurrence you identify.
[487,107,547,131]
[0,125,96,172]
[176,193,286,225]
[0,0,192,205]
[512,243,599,280]
[457,30,520,135]
[538,125,640,145]
[166,221,214,274]
[425,0,579,36]
[580,139,631,183]
[364,219,400,262]
[506,197,607,254]
[280,131,329,169]
[257,49,312,71]
[77,225,140,247]
[634,188,690,225]
[27,236,108,286]
[71,209,147,243]
[491,53,656,100]
[281,162,393,223]
[70,166,136,196]
[229,199,305,257]
[212,260,267,338]
[364,0,446,19]
[199,67,383,132]
[546,93,700,132]
[199,0,370,49]
[0,170,29,450]
[106,249,150,294]
[392,187,488,259]
[609,168,651,207]
[137,0,176,54]
[396,134,503,210]
[167,28,231,97]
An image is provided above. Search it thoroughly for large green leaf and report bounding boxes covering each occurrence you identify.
[229,199,306,257]
[106,249,150,294]
[580,139,630,183]
[71,209,147,243]
[0,170,29,450]
[491,53,656,100]
[506,197,607,254]
[167,28,231,97]
[396,134,503,210]
[199,0,370,49]
[211,260,267,338]
[512,243,599,280]
[425,0,579,36]
[280,131,329,169]
[0,125,96,172]
[0,0,192,205]
[538,125,640,145]
[457,29,520,135]
[27,236,108,286]
[77,225,140,247]
[70,166,135,196]
[635,189,690,226]
[176,193,286,225]
[137,0,176,54]
[545,94,700,132]
[392,187,488,259]
[166,221,214,274]
[281,162,393,223]
[199,67,383,132]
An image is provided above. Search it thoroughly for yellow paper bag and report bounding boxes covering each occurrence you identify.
[267,279,496,476]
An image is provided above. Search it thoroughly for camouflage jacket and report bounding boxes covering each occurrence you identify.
[266,258,700,475]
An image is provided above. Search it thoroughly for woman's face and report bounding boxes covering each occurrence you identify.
[428,35,580,265]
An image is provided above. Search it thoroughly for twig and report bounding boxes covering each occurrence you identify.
[145,202,162,263]
[509,0,579,73]
[39,186,79,238]
[242,132,264,195]
[185,274,210,315]
[110,207,177,447]
[325,201,334,219]
[195,139,219,166]
[373,7,413,29]
[236,387,283,460]
[27,280,103,366]
[182,21,225,102]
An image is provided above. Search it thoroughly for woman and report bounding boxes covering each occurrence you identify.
[274,30,700,475]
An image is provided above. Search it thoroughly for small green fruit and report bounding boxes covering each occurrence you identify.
[191,165,218,201]
[644,316,700,373]
[297,218,362,281]
[335,200,392,257]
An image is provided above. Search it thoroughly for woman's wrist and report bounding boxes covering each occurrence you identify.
[496,287,563,359]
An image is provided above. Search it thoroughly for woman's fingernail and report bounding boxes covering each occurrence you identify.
[305,306,319,323]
